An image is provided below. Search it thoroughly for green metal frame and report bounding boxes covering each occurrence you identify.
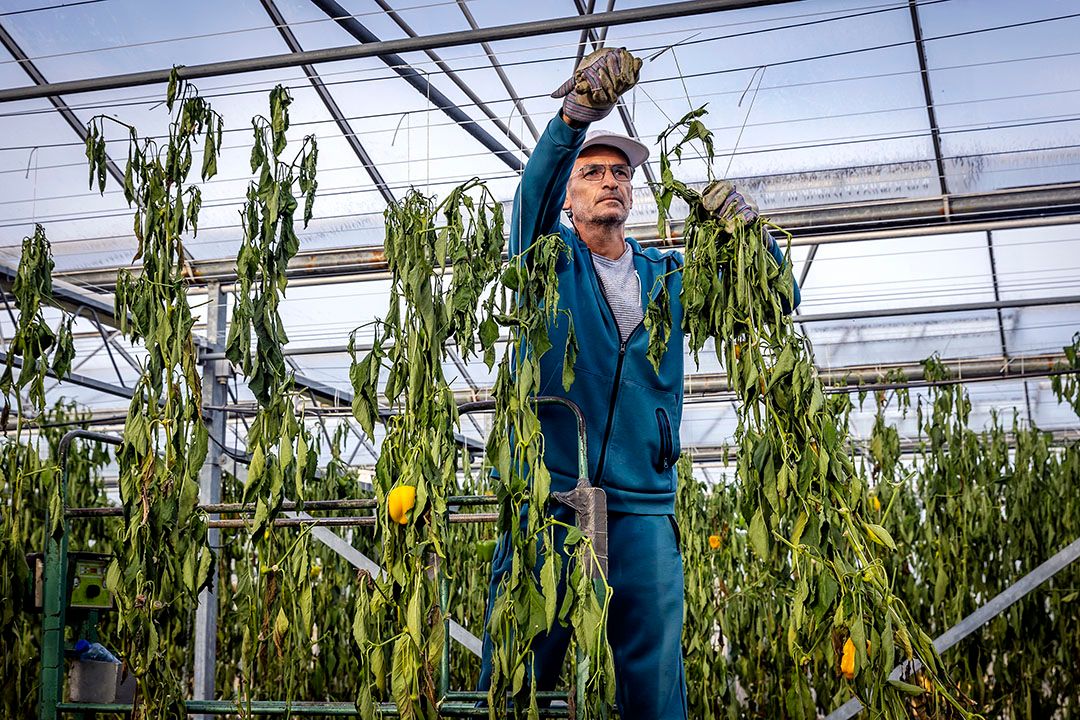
[40,397,592,718]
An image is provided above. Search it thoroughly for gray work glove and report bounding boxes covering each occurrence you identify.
[702,180,759,223]
[551,47,642,124]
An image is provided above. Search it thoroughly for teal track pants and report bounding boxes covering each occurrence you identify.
[477,505,688,720]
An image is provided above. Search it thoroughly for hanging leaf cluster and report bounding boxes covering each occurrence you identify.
[348,179,504,720]
[215,84,325,708]
[481,234,614,719]
[644,106,974,717]
[1,225,75,430]
[86,68,220,720]
[227,84,318,406]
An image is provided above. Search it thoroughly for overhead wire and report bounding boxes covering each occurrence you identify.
[2,110,1079,232]
[0,0,945,73]
[0,0,106,18]
[7,76,1078,157]
[0,0,1059,124]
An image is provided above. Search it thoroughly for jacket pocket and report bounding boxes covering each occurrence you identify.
[654,408,674,472]
[601,380,677,494]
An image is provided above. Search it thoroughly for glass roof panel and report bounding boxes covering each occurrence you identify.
[0,0,1076,451]
[797,232,995,316]
[918,1,1080,192]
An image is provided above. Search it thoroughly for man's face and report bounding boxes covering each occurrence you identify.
[563,145,634,227]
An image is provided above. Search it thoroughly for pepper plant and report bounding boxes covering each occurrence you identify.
[219,83,324,710]
[0,225,75,434]
[1,402,115,716]
[86,69,220,719]
[644,107,973,716]
[348,180,504,719]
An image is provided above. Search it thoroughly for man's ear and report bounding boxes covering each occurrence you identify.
[562,186,572,212]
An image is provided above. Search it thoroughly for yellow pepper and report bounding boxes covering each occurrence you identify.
[387,485,416,526]
[840,637,856,680]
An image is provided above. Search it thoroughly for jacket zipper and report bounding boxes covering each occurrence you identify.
[587,247,644,487]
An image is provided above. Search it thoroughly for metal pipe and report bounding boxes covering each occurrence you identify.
[205,512,498,529]
[0,21,124,187]
[0,0,800,103]
[454,0,541,142]
[66,495,498,518]
[907,0,946,196]
[308,0,524,172]
[795,293,1080,323]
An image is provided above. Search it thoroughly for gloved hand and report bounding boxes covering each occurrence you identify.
[702,180,759,223]
[551,47,642,124]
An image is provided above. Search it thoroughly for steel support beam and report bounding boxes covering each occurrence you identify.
[372,0,537,149]
[309,0,525,172]
[454,0,540,142]
[193,285,228,717]
[907,0,947,196]
[0,258,486,454]
[0,0,800,103]
[448,352,1070,404]
[52,182,1080,289]
[0,350,134,401]
[260,0,395,204]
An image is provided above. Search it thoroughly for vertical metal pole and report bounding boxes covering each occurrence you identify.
[986,230,1035,425]
[38,467,70,720]
[192,283,228,717]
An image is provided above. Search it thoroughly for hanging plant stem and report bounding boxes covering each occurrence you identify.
[222,83,322,710]
[86,68,221,720]
[644,106,977,718]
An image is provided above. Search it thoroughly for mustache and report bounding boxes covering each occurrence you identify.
[597,193,625,204]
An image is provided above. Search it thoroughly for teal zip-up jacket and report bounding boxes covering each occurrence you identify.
[516,115,799,515]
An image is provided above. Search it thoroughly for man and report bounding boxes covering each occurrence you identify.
[478,48,800,719]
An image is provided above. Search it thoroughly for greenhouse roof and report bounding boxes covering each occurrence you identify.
[0,0,1078,464]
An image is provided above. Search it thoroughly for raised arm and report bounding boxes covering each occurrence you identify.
[509,48,642,259]
[508,115,585,258]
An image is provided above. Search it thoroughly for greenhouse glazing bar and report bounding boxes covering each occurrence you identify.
[308,0,524,172]
[0,21,125,188]
[0,0,799,103]
[258,0,396,205]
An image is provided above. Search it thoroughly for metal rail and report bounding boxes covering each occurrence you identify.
[51,182,1080,289]
[0,0,799,103]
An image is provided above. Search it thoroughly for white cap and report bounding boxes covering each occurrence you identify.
[580,128,650,169]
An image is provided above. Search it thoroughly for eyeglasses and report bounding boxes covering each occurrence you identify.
[575,163,634,183]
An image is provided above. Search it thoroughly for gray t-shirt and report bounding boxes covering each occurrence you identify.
[592,242,643,343]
